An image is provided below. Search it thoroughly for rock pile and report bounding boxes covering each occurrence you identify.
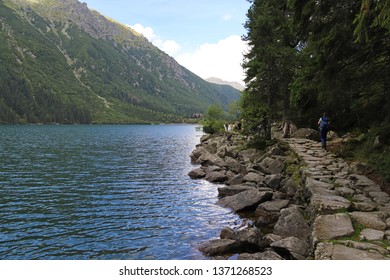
[189,133,390,260]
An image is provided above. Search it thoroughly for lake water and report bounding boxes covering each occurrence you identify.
[0,124,239,260]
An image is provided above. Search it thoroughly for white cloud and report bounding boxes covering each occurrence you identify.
[176,35,247,85]
[129,23,181,56]
[129,23,247,85]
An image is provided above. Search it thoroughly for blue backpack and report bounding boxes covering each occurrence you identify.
[320,116,329,129]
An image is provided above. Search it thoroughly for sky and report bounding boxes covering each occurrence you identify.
[81,0,251,85]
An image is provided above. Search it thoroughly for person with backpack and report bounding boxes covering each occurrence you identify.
[318,112,330,150]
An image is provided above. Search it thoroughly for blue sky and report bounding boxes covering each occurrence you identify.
[82,0,251,84]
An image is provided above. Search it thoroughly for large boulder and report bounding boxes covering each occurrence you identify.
[205,170,228,183]
[218,184,255,198]
[238,251,284,260]
[217,189,273,212]
[197,151,227,167]
[259,157,284,174]
[273,206,311,241]
[224,156,244,174]
[312,213,355,244]
[220,227,268,251]
[242,172,265,184]
[264,174,285,190]
[270,237,310,260]
[198,239,240,256]
[188,167,206,179]
[315,242,389,260]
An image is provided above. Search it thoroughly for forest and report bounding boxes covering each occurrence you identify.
[240,0,390,180]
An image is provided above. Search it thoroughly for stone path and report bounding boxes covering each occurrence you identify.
[284,138,390,259]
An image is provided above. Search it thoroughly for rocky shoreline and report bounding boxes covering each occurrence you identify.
[188,131,390,260]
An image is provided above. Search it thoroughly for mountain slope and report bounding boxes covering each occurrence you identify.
[206,77,245,91]
[0,0,240,123]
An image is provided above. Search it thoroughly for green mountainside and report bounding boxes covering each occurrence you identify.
[0,0,240,124]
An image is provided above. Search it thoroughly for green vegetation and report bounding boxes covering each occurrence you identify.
[336,126,390,182]
[0,0,240,124]
[241,0,390,182]
[242,0,390,132]
[201,104,226,134]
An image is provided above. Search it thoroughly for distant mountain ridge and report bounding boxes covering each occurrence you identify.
[0,0,240,123]
[206,77,245,91]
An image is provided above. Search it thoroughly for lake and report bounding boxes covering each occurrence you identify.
[0,124,239,260]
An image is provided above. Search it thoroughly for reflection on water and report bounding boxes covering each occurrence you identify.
[0,125,239,260]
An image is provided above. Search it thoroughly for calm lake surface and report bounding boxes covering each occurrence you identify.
[0,124,239,260]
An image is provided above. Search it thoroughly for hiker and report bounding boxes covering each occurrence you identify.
[318,112,330,149]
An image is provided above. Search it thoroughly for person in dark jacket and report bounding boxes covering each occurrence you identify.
[318,113,330,150]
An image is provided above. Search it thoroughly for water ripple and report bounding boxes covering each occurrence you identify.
[0,125,239,260]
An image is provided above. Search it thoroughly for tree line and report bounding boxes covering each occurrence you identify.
[241,0,390,137]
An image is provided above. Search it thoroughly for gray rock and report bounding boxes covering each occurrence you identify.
[217,189,273,212]
[190,146,207,163]
[238,251,284,260]
[264,233,283,244]
[220,227,267,250]
[360,229,385,241]
[198,239,240,256]
[252,163,271,175]
[242,172,265,184]
[334,178,353,188]
[205,171,228,183]
[226,174,243,186]
[260,157,284,174]
[271,237,310,260]
[256,199,290,212]
[339,240,389,255]
[352,201,377,212]
[312,214,354,244]
[188,167,206,179]
[336,187,355,197]
[310,193,351,214]
[264,174,285,190]
[349,212,387,230]
[385,230,390,241]
[198,151,227,167]
[315,242,389,260]
[238,149,264,163]
[273,207,311,240]
[291,128,321,141]
[218,184,254,198]
[281,178,301,199]
[254,208,280,227]
[369,191,390,205]
[306,178,336,196]
[224,156,243,174]
[205,165,222,173]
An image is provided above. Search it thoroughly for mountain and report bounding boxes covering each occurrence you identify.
[0,0,240,124]
[206,77,245,91]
